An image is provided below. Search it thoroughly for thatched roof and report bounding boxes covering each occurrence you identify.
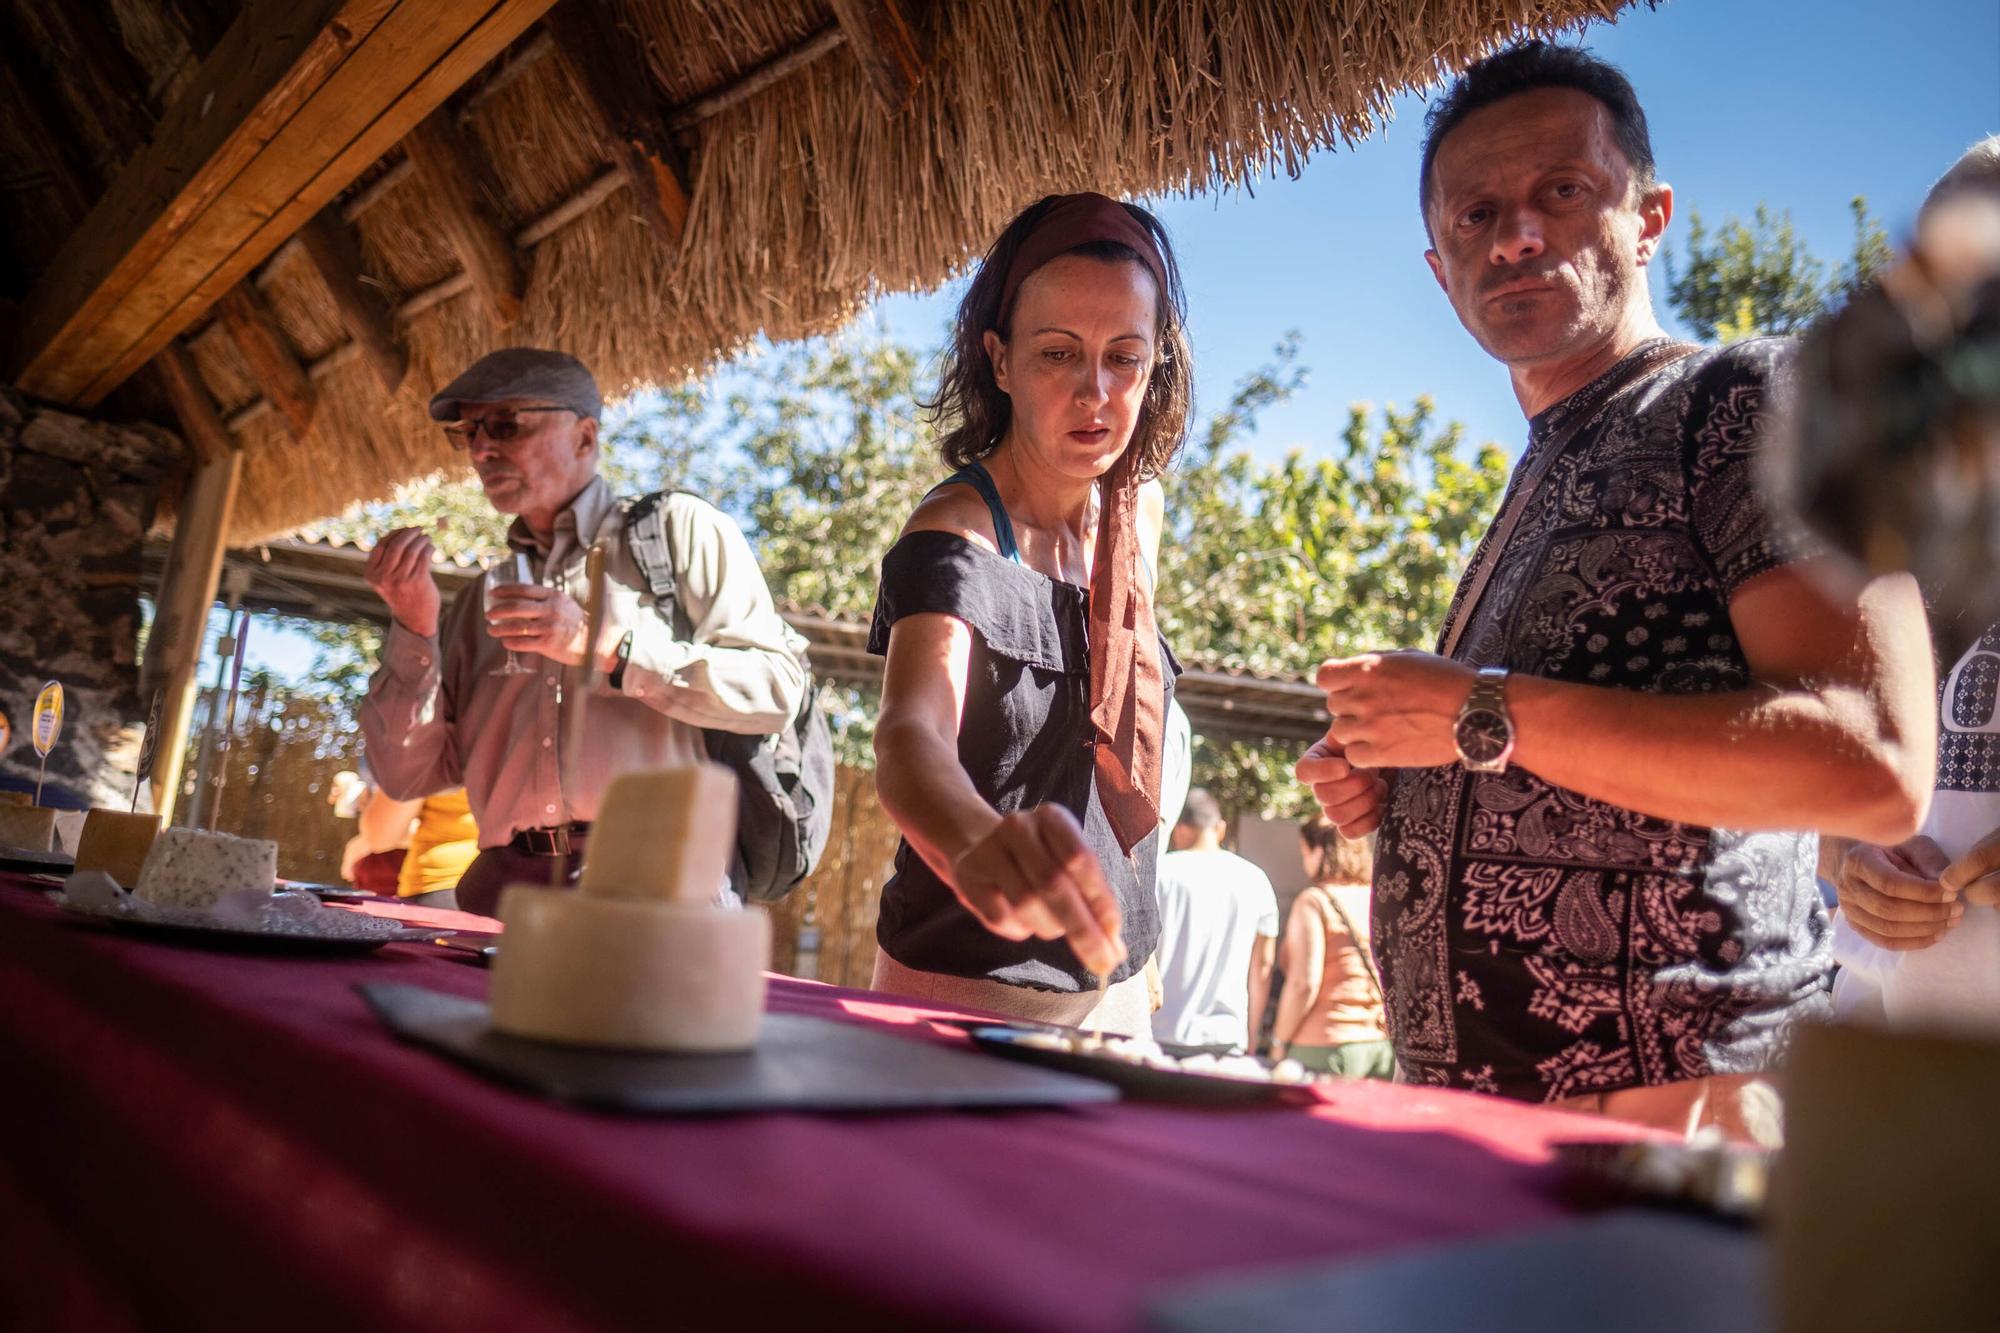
[2,1,1640,541]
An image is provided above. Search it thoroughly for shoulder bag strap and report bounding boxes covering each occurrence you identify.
[1438,341,1702,661]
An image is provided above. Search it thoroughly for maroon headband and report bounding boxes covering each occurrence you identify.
[995,192,1170,330]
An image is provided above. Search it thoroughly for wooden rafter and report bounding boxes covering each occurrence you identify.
[828,0,927,112]
[402,107,529,328]
[6,0,558,408]
[150,342,237,466]
[213,282,316,440]
[295,206,408,393]
[545,2,692,247]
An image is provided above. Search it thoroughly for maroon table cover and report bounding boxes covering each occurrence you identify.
[0,875,1638,1331]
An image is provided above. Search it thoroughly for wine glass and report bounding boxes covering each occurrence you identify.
[485,552,537,677]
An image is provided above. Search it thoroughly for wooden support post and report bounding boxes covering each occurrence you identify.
[403,107,529,328]
[213,282,317,440]
[828,0,927,112]
[295,206,408,393]
[143,448,242,824]
[544,3,692,245]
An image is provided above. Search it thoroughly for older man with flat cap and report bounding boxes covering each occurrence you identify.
[361,348,807,915]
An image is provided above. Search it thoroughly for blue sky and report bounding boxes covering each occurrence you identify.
[239,0,1998,682]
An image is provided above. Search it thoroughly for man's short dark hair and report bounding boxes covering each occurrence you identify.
[1419,40,1656,234]
[1177,787,1223,833]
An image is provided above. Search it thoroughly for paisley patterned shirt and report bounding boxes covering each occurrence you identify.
[1373,337,1834,1103]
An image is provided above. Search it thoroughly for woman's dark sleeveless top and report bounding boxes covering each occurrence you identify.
[866,464,1178,992]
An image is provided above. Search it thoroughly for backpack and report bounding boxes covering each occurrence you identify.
[621,492,835,904]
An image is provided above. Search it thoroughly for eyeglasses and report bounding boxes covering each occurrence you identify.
[442,407,574,449]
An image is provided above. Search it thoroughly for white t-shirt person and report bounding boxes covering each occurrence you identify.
[1834,624,2000,1032]
[1152,842,1280,1051]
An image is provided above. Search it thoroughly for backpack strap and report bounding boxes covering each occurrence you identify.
[622,491,691,640]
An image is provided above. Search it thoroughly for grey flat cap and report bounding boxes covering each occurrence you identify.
[428,348,603,421]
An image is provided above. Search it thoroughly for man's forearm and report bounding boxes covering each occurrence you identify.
[1507,675,1928,842]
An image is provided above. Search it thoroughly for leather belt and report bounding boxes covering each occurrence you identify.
[508,822,591,856]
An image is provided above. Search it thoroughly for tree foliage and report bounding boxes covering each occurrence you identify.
[1665,197,1892,342]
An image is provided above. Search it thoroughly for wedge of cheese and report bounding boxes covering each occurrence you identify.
[0,805,57,852]
[134,827,277,910]
[489,889,770,1051]
[490,763,768,1051]
[74,809,162,886]
[578,764,738,903]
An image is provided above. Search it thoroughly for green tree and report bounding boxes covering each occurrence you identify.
[1157,341,1507,815]
[1665,197,1892,342]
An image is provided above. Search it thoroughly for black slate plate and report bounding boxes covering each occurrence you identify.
[49,891,434,955]
[0,845,74,876]
[967,1026,1320,1107]
[1148,1212,1765,1333]
[360,983,1122,1115]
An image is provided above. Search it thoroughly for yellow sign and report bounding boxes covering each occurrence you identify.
[0,710,10,753]
[32,681,62,758]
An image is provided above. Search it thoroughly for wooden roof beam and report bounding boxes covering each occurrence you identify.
[7,0,558,408]
[213,282,317,441]
[295,206,408,394]
[151,341,237,466]
[829,0,928,113]
[545,2,692,247]
[402,108,529,329]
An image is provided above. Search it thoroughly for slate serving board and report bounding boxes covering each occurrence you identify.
[1147,1211,1767,1333]
[360,983,1122,1116]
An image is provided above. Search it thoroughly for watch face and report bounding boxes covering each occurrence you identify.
[1455,707,1512,764]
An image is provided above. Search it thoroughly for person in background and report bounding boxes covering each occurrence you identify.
[360,348,806,917]
[1271,816,1392,1078]
[1150,788,1278,1050]
[329,769,413,896]
[1297,43,1936,1145]
[394,789,480,911]
[1824,136,2000,1035]
[868,192,1189,1034]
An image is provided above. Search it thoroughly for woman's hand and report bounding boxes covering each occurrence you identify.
[949,805,1126,979]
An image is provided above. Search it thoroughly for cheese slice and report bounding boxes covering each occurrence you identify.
[74,809,162,886]
[134,827,277,910]
[489,888,770,1051]
[0,805,57,852]
[579,764,738,904]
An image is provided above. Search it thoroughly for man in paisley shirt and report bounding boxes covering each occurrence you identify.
[1296,43,1938,1144]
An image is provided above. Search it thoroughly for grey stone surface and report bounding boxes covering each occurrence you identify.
[0,385,175,808]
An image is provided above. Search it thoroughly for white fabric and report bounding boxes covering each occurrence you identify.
[1150,848,1279,1050]
[1834,633,2000,1035]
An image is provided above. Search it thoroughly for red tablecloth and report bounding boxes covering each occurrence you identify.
[0,875,1638,1332]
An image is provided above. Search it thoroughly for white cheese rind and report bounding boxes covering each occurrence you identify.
[134,827,277,910]
[579,764,738,904]
[489,888,770,1051]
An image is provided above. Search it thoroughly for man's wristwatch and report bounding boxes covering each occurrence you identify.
[606,631,634,691]
[1453,665,1515,773]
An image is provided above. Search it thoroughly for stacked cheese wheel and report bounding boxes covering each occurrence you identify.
[488,765,770,1052]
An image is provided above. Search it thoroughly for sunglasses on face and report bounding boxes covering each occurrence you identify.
[442,406,573,449]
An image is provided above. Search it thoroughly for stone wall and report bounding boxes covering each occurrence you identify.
[0,387,173,808]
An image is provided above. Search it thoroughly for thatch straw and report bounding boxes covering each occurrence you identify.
[161,0,1638,541]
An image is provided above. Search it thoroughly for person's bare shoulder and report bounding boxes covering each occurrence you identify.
[900,482,1001,555]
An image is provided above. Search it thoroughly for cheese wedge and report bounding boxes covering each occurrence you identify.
[489,889,770,1051]
[134,827,277,910]
[74,809,163,886]
[579,764,738,903]
[0,805,57,852]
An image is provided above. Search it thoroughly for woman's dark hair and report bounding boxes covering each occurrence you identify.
[923,195,1193,480]
[1419,41,1655,236]
[1300,815,1373,885]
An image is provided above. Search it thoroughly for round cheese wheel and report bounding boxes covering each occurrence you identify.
[74,809,162,886]
[489,888,770,1052]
